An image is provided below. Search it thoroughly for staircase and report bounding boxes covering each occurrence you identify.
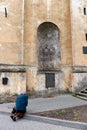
[75,87,87,101]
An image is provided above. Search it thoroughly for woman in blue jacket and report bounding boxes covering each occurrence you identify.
[10,93,28,121]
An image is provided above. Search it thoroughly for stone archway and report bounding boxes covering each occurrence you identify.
[37,22,61,71]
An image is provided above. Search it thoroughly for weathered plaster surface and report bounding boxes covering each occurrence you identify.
[0,0,87,94]
[0,72,26,94]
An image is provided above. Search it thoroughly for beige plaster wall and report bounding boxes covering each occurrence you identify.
[70,0,87,65]
[24,0,72,66]
[0,72,26,94]
[0,0,23,64]
[1,0,84,93]
[24,0,73,90]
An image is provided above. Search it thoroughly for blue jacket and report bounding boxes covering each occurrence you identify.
[16,94,28,112]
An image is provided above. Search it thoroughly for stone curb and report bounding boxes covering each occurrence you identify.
[24,114,87,130]
[0,111,10,116]
[0,111,87,130]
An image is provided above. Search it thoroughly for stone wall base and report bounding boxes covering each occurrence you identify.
[72,66,87,92]
[0,65,26,95]
[0,65,87,99]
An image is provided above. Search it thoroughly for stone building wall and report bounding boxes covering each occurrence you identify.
[0,0,87,95]
[24,0,73,91]
[24,0,72,65]
[0,0,23,64]
[0,71,26,94]
[0,0,26,94]
[70,0,87,65]
[70,0,87,91]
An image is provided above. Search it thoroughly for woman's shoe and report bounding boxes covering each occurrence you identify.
[13,117,16,121]
[10,116,16,121]
[10,115,13,119]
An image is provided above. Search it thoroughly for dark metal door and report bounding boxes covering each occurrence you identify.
[45,73,55,88]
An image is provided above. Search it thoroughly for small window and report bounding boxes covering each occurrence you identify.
[83,46,87,54]
[2,77,8,85]
[45,73,55,88]
[84,8,86,15]
[86,33,87,41]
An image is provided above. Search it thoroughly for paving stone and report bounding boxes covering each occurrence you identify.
[0,114,81,130]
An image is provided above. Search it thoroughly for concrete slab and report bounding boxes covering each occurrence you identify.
[0,114,81,130]
[0,94,87,114]
[0,94,86,130]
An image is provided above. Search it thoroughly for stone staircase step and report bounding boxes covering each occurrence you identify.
[76,95,87,101]
[75,87,87,100]
[81,90,87,93]
[78,92,87,97]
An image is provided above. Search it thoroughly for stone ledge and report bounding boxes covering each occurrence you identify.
[72,66,87,73]
[24,114,87,130]
[38,70,61,74]
[0,64,26,72]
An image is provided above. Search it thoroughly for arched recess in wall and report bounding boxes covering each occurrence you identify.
[37,22,61,71]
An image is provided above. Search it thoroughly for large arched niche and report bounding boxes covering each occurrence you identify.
[37,22,61,71]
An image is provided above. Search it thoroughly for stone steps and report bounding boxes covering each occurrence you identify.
[75,87,87,100]
[77,92,87,97]
[81,89,87,93]
[76,95,87,101]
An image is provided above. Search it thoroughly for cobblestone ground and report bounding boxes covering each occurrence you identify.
[0,114,82,130]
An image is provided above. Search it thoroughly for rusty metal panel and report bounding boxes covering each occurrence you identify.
[83,46,87,54]
[45,73,55,88]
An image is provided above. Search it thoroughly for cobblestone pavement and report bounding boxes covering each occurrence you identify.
[0,114,82,130]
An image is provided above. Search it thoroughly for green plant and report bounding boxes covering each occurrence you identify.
[73,111,79,121]
[58,110,66,115]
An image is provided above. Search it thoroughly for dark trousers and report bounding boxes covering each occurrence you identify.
[11,107,25,118]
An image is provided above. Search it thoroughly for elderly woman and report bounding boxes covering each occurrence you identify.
[10,93,28,121]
